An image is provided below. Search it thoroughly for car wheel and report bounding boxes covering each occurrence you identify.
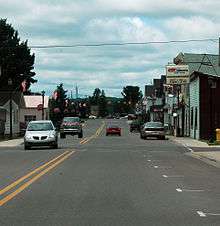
[60,133,66,139]
[78,132,83,138]
[24,144,30,150]
[53,143,58,149]
[106,133,108,136]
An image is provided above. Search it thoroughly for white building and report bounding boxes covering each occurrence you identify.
[20,95,49,124]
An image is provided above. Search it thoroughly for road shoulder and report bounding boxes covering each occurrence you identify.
[168,135,220,168]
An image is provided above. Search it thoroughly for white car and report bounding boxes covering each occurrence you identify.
[24,120,58,150]
[89,115,97,119]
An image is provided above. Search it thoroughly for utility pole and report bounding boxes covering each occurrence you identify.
[76,84,79,99]
[42,91,45,120]
[219,37,220,67]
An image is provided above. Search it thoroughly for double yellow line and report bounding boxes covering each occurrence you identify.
[0,150,74,207]
[80,122,105,145]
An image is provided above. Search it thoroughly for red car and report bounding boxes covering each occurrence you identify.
[106,124,121,136]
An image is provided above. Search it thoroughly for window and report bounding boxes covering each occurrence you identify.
[191,107,194,129]
[24,115,36,123]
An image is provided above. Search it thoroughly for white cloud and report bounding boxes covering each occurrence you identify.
[164,16,220,39]
[86,17,166,42]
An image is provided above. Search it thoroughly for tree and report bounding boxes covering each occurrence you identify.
[99,90,107,117]
[49,83,68,127]
[121,86,143,113]
[90,88,101,105]
[88,88,107,117]
[0,19,36,92]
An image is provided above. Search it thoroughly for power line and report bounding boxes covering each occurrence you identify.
[29,38,218,49]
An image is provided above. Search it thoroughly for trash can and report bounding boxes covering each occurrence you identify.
[216,129,220,142]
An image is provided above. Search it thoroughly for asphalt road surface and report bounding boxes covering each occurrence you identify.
[0,119,220,226]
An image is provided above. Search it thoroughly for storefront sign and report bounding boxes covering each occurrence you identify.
[166,65,189,84]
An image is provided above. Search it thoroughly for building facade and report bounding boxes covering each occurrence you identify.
[190,72,220,140]
[20,95,49,124]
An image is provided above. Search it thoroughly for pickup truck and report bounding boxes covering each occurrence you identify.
[60,117,83,138]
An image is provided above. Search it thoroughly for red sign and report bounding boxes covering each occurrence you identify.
[37,104,43,111]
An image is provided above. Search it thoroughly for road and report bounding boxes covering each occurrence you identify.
[0,119,220,226]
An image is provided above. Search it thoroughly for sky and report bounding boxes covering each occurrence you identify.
[1,0,220,97]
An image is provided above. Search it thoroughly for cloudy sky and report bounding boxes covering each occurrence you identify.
[1,0,220,97]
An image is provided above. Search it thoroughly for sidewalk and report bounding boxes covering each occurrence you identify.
[0,138,23,147]
[169,136,220,168]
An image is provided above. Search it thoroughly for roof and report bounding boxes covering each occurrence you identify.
[24,95,49,108]
[0,91,25,107]
[174,53,220,77]
[190,71,220,82]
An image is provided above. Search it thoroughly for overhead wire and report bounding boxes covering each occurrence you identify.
[29,38,218,49]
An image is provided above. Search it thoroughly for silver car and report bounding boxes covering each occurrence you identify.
[140,121,165,140]
[24,120,58,150]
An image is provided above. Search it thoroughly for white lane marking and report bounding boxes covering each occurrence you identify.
[176,188,182,192]
[207,213,220,216]
[197,211,206,217]
[183,144,194,152]
[176,188,204,192]
[147,160,151,162]
[154,165,159,168]
[163,175,184,178]
[197,211,220,217]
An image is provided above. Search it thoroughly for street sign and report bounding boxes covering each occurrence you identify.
[166,64,189,85]
[166,77,189,85]
[37,104,43,111]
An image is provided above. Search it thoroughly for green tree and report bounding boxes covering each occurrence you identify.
[0,19,36,92]
[49,83,68,127]
[90,88,101,105]
[121,86,142,113]
[99,90,107,117]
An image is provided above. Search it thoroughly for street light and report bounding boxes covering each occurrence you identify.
[8,78,13,139]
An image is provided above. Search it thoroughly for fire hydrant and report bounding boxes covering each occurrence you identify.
[216,129,220,142]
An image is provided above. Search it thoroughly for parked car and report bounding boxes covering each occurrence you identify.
[140,121,165,140]
[60,117,83,138]
[89,115,97,119]
[106,124,121,136]
[24,120,58,150]
[130,120,144,132]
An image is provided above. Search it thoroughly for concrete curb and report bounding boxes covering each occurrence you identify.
[169,135,220,168]
[0,138,23,147]
[186,152,220,169]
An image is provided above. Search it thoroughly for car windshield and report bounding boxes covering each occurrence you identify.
[63,117,80,123]
[27,122,54,131]
[145,122,163,128]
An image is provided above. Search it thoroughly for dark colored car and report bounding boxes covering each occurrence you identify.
[106,124,121,136]
[130,120,143,132]
[60,117,83,138]
[140,121,165,140]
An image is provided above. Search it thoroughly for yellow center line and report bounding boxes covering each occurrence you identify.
[0,151,70,196]
[79,138,88,144]
[81,122,105,145]
[0,151,75,207]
